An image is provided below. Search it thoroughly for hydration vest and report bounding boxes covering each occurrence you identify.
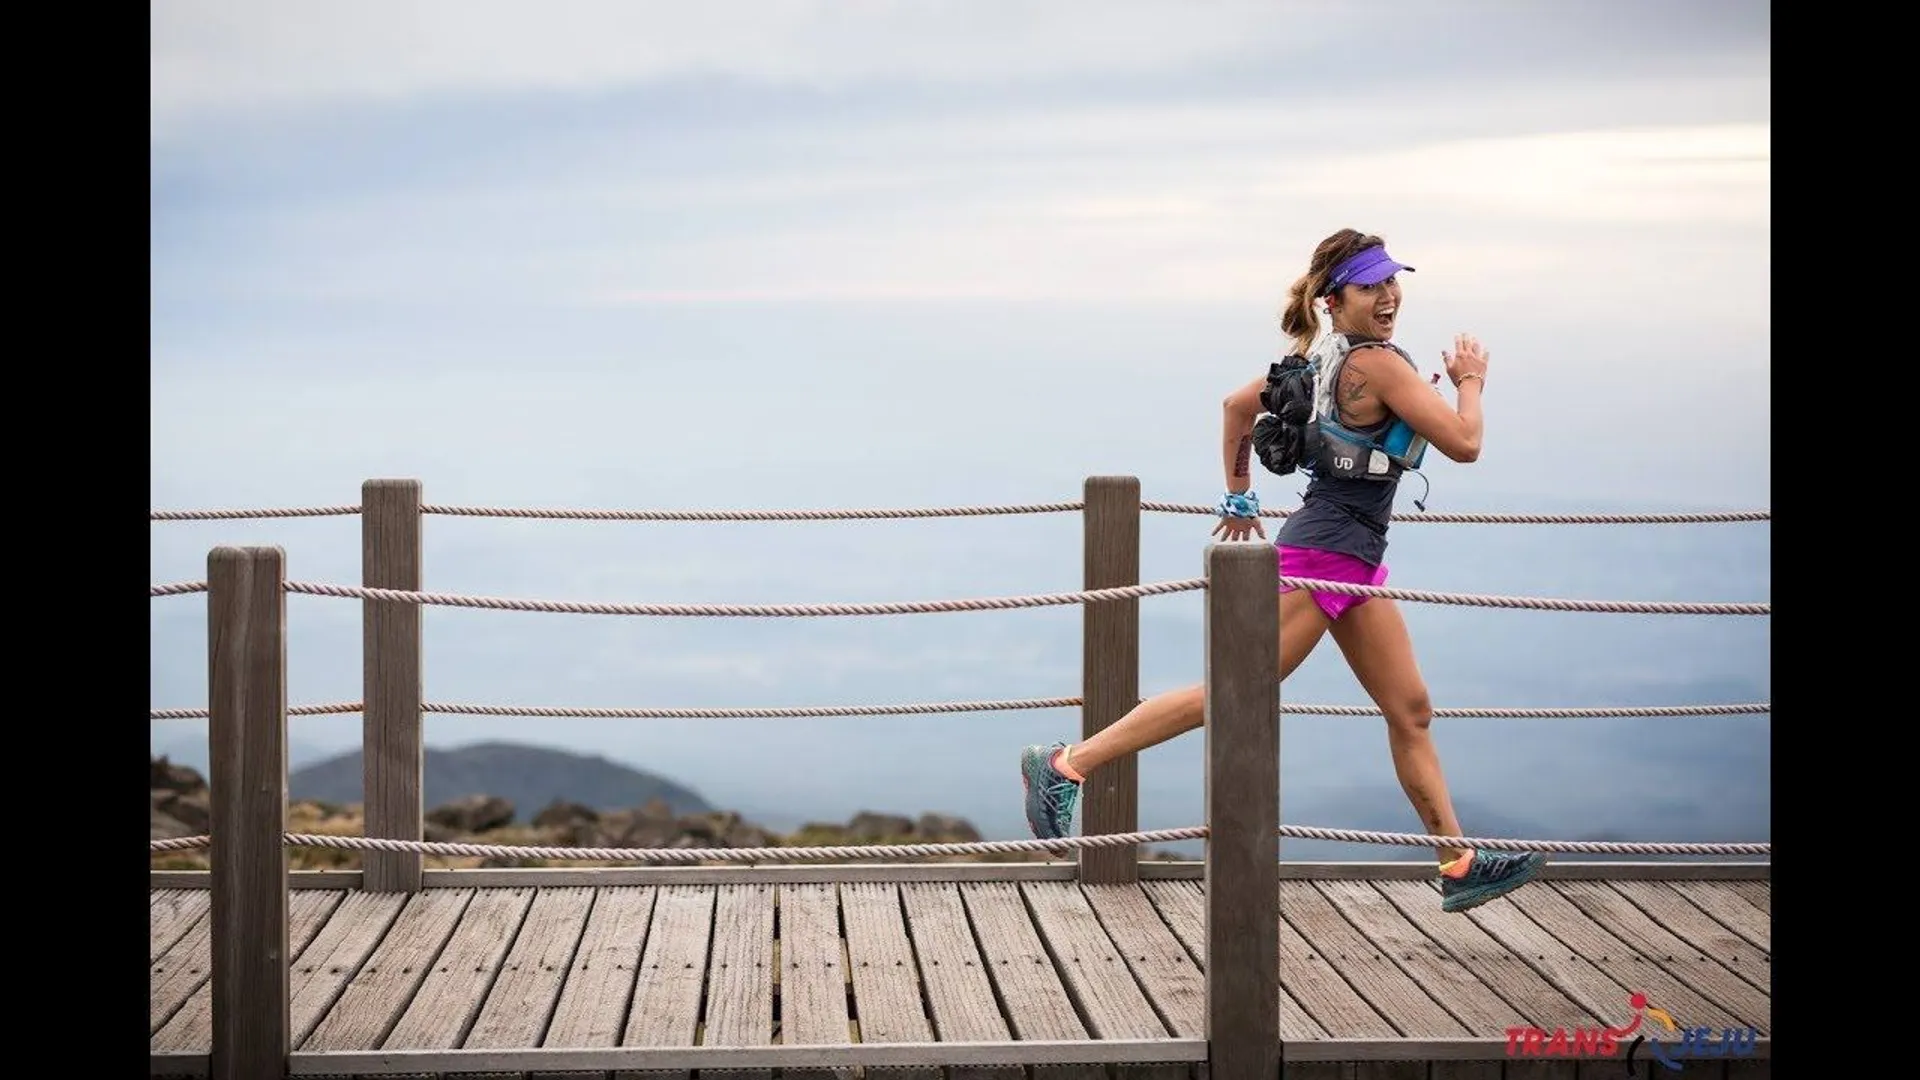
[1251,332,1431,481]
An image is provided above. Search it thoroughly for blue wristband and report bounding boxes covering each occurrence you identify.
[1217,491,1260,518]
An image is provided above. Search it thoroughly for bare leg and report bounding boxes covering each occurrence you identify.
[1325,596,1469,867]
[1065,589,1332,775]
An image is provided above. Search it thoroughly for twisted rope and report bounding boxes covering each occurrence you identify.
[149,576,1767,616]
[279,578,1205,615]
[147,825,1770,859]
[150,501,1771,525]
[151,703,372,719]
[1141,501,1771,524]
[149,505,361,520]
[421,501,1087,521]
[1272,575,1769,616]
[148,699,1771,721]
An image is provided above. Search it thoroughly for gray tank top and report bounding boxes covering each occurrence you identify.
[1271,333,1402,566]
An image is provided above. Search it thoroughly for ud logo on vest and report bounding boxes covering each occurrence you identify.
[1504,992,1760,1073]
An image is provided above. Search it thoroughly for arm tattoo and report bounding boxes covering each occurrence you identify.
[1233,435,1252,478]
[1338,368,1368,405]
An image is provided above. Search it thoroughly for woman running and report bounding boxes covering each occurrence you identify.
[1019,227,1545,913]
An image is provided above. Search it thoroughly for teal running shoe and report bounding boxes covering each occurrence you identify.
[1440,850,1548,912]
[1019,742,1081,840]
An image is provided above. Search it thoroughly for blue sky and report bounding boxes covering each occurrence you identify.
[149,1,1770,850]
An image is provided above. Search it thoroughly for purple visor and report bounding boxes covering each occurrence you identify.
[1324,245,1415,294]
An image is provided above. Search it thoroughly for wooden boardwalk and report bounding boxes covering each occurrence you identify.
[149,862,1770,1079]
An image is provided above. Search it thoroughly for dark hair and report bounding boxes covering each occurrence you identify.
[1279,228,1385,355]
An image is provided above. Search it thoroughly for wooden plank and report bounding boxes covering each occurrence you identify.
[1310,880,1521,1038]
[1605,882,1770,995]
[774,883,850,1080]
[152,898,218,1036]
[1370,881,1591,1033]
[462,886,596,1049]
[1281,882,1465,1039]
[300,887,474,1050]
[384,886,537,1048]
[615,884,715,1080]
[1724,881,1769,913]
[1507,882,1762,1035]
[1547,881,1770,1031]
[1275,894,1398,1038]
[542,886,658,1047]
[153,890,346,1052]
[701,883,777,1080]
[1081,884,1202,1080]
[779,883,852,1080]
[960,881,1103,1080]
[961,881,1093,1039]
[1442,885,1636,1027]
[288,890,410,1046]
[1080,474,1142,885]
[1473,884,1741,1035]
[1083,884,1205,1038]
[1023,882,1184,1080]
[1671,882,1770,954]
[899,882,1021,1080]
[151,889,211,962]
[1021,882,1171,1039]
[840,883,937,1080]
[1141,879,1325,1041]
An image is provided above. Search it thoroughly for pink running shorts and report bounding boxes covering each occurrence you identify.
[1276,544,1389,622]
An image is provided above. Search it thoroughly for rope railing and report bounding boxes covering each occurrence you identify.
[150,499,1770,525]
[146,574,1770,616]
[152,482,1770,1072]
[147,824,1771,860]
[148,698,1772,721]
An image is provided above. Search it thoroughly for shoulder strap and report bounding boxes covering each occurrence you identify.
[1311,335,1416,426]
[1346,339,1416,369]
[1307,333,1352,424]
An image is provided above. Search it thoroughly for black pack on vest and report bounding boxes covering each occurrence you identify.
[1251,332,1431,481]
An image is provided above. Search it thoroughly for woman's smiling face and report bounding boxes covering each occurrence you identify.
[1333,275,1404,338]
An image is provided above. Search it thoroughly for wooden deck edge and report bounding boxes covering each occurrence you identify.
[153,1037,1770,1075]
[1283,1037,1771,1062]
[147,1051,206,1077]
[283,1040,1209,1072]
[148,859,1771,889]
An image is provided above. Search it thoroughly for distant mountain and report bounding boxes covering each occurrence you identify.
[288,741,713,821]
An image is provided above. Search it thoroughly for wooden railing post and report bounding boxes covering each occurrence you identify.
[1202,541,1280,1079]
[362,478,424,892]
[208,545,290,1080]
[1079,475,1142,884]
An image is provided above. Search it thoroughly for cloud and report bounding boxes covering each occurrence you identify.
[151,0,1765,143]
[1279,125,1770,226]
[574,121,1767,307]
[150,0,1333,135]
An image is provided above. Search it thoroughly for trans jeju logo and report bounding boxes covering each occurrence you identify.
[1505,992,1760,1073]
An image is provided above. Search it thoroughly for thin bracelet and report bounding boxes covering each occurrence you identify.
[1456,372,1483,386]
